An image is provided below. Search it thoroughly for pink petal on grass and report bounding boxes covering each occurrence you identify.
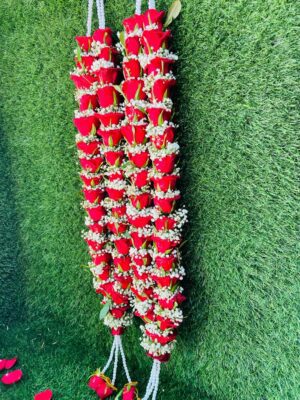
[5,357,17,369]
[1,369,23,385]
[34,389,53,400]
[0,359,6,371]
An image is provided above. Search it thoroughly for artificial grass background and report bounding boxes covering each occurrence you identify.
[0,0,299,399]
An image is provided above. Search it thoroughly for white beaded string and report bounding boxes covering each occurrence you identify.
[96,0,106,29]
[117,335,132,383]
[148,0,156,9]
[142,361,158,400]
[151,361,161,400]
[86,0,94,36]
[135,0,142,15]
[112,336,120,385]
[102,337,117,374]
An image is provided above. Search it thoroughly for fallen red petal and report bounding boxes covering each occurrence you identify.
[0,359,7,371]
[1,369,23,385]
[5,357,17,369]
[34,389,53,400]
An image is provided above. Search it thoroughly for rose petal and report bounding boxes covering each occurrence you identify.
[34,389,53,400]
[1,369,23,385]
[5,357,18,369]
[0,359,6,371]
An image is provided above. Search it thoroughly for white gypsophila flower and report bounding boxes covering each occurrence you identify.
[70,66,85,76]
[75,133,100,144]
[91,59,114,72]
[149,167,180,179]
[151,265,186,279]
[105,179,127,190]
[126,143,150,155]
[74,109,95,118]
[129,226,154,237]
[154,306,183,322]
[103,313,133,329]
[153,190,180,200]
[91,41,111,55]
[140,336,176,355]
[96,105,124,114]
[144,322,174,337]
[138,49,178,69]
[149,142,180,157]
[101,197,125,209]
[124,28,143,39]
[85,215,106,227]
[134,299,152,315]
[153,286,183,300]
[74,84,98,101]
[146,100,172,111]
[153,229,181,242]
[126,203,156,218]
[82,230,107,243]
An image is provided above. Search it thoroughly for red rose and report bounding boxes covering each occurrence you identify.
[111,306,129,319]
[153,195,180,214]
[92,252,111,265]
[85,238,106,252]
[76,54,95,71]
[131,231,151,249]
[88,373,117,399]
[80,173,102,187]
[123,14,143,33]
[130,169,149,187]
[1,369,23,385]
[152,274,179,288]
[150,126,175,149]
[108,170,124,181]
[125,105,146,122]
[97,111,124,127]
[132,264,148,280]
[113,256,131,272]
[96,67,121,85]
[73,114,99,136]
[106,188,125,202]
[107,220,127,234]
[76,139,99,155]
[148,352,171,362]
[75,35,92,52]
[122,78,146,101]
[151,78,176,102]
[114,274,132,290]
[88,221,106,234]
[122,382,139,400]
[123,58,142,79]
[98,128,122,146]
[114,238,131,255]
[131,286,153,302]
[96,46,118,62]
[132,253,152,266]
[145,330,176,345]
[121,124,147,145]
[78,93,98,111]
[110,290,129,305]
[83,187,105,203]
[144,56,175,76]
[155,215,176,231]
[130,192,152,209]
[141,29,171,54]
[157,292,186,310]
[70,73,97,89]
[143,9,165,29]
[155,253,177,271]
[80,156,104,173]
[125,36,141,56]
[153,236,180,253]
[111,204,127,217]
[153,154,176,173]
[104,150,124,167]
[97,264,110,281]
[127,214,152,228]
[112,327,125,335]
[156,315,179,330]
[34,389,53,400]
[97,86,120,108]
[86,205,106,221]
[152,174,179,192]
[128,150,150,168]
[92,28,113,45]
[147,107,172,126]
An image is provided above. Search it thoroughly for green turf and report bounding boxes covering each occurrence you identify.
[0,0,299,399]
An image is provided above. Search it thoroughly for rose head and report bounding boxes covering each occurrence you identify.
[106,187,125,202]
[123,58,142,79]
[122,79,146,101]
[97,86,120,108]
[154,195,180,214]
[96,67,120,85]
[145,56,175,76]
[80,173,102,187]
[114,238,131,255]
[70,73,97,89]
[128,150,150,168]
[150,126,175,149]
[152,174,179,192]
[143,9,165,29]
[76,35,92,52]
[85,238,107,252]
[114,273,132,290]
[148,352,171,362]
[96,46,118,62]
[86,205,106,221]
[76,139,100,155]
[131,231,151,249]
[141,29,171,54]
[83,187,105,203]
[152,274,179,288]
[153,236,180,253]
[147,107,172,126]
[79,156,104,173]
[153,153,176,174]
[125,105,146,122]
[145,330,176,345]
[88,373,117,399]
[157,292,186,310]
[155,253,177,271]
[151,78,176,102]
[130,169,149,188]
[121,124,147,145]
[97,111,124,127]
[113,256,131,272]
[112,204,127,217]
[133,252,152,266]
[130,192,152,210]
[155,215,177,230]
[92,28,113,45]
[79,93,98,112]
[73,114,99,136]
[123,14,143,33]
[88,221,106,234]
[127,214,152,228]
[107,220,128,234]
[98,128,122,146]
[76,54,95,71]
[122,382,139,400]
[111,306,129,319]
[104,150,124,167]
[108,170,124,181]
[125,36,141,56]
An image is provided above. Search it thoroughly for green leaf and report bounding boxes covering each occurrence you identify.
[108,136,114,147]
[99,301,111,320]
[118,31,125,47]
[76,46,82,62]
[114,389,124,399]
[158,111,164,126]
[164,0,182,28]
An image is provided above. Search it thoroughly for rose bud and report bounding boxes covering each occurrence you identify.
[110,290,129,305]
[88,221,106,234]
[145,56,175,76]
[76,140,100,155]
[147,107,172,126]
[145,330,176,345]
[111,306,129,319]
[113,256,131,272]
[125,36,141,56]
[96,67,121,85]
[80,173,103,187]
[128,150,150,168]
[76,54,95,71]
[112,204,127,217]
[155,215,176,231]
[97,86,120,108]
[114,274,132,290]
[153,154,176,174]
[133,253,152,266]
[121,124,147,145]
[98,128,122,146]
[156,315,179,330]
[122,79,146,101]
[88,373,117,399]
[130,169,149,188]
[1,369,23,385]
[114,238,131,255]
[92,252,111,265]
[86,205,106,221]
[97,46,118,62]
[132,265,148,280]
[131,286,152,302]
[78,93,98,112]
[73,114,99,136]
[70,73,97,89]
[108,170,124,180]
[125,105,146,122]
[83,187,105,203]
[153,195,180,214]
[148,352,171,363]
[79,156,104,173]
[152,174,179,192]
[85,238,106,252]
[123,14,143,33]
[143,9,165,29]
[112,327,125,335]
[76,35,92,52]
[150,126,175,149]
[152,275,179,288]
[122,382,139,400]
[151,78,176,102]
[130,192,152,209]
[106,187,125,201]
[127,214,152,228]
[131,231,151,249]
[123,58,142,79]
[157,292,186,310]
[153,236,180,253]
[155,253,177,271]
[104,150,124,167]
[97,264,110,281]
[97,111,124,127]
[92,28,113,45]
[142,29,171,54]
[107,221,128,234]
